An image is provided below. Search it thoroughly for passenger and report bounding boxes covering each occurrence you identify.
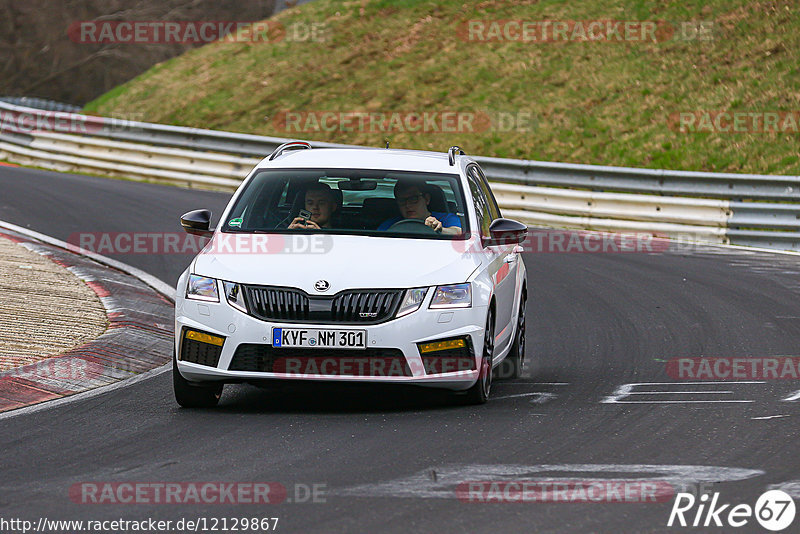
[288,183,339,230]
[378,180,461,234]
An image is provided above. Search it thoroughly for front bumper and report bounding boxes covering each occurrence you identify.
[175,287,487,391]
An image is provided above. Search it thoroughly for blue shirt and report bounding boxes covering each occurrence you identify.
[378,211,461,231]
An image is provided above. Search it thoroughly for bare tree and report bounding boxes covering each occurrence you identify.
[0,0,277,105]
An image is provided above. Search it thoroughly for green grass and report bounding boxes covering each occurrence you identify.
[85,0,800,174]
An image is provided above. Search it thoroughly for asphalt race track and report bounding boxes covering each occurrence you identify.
[1,165,800,533]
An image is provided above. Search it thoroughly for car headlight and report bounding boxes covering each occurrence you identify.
[186,274,219,302]
[430,283,471,309]
[396,287,428,317]
[222,281,247,313]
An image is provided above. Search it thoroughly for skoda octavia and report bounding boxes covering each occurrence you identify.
[174,143,527,407]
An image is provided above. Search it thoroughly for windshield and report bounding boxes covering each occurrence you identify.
[222,168,470,240]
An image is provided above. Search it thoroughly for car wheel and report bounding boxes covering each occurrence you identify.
[464,309,494,405]
[173,350,223,408]
[505,292,527,379]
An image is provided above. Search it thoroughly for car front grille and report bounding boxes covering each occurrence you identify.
[242,285,403,324]
[245,286,310,321]
[330,290,403,322]
[229,344,412,377]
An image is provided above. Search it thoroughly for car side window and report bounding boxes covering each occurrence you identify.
[467,171,491,238]
[471,166,501,220]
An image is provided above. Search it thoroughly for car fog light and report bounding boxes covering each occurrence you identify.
[185,330,225,347]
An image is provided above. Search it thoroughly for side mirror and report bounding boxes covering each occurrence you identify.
[483,218,527,247]
[180,209,214,238]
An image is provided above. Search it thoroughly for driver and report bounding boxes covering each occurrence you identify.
[288,182,339,230]
[378,180,461,234]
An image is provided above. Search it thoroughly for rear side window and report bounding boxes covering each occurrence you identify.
[469,165,501,220]
[467,171,492,238]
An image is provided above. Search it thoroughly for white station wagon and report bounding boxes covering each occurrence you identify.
[174,143,528,406]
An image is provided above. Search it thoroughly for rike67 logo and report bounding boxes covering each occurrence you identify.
[668,490,795,531]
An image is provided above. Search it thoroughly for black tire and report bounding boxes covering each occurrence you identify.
[173,352,223,408]
[505,292,527,379]
[463,309,495,405]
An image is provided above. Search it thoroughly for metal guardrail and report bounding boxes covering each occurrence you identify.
[475,157,800,202]
[0,97,82,114]
[1,101,799,250]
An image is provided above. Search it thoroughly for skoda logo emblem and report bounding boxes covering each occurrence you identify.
[314,280,330,292]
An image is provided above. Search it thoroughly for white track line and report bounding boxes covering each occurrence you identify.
[493,392,543,400]
[0,363,171,421]
[783,390,800,402]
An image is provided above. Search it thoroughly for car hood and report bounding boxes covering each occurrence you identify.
[192,233,482,293]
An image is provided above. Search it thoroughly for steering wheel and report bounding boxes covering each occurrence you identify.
[387,218,438,234]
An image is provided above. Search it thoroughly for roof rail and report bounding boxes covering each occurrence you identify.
[268,141,312,161]
[448,146,465,166]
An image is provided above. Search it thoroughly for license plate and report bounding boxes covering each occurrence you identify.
[272,328,367,349]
